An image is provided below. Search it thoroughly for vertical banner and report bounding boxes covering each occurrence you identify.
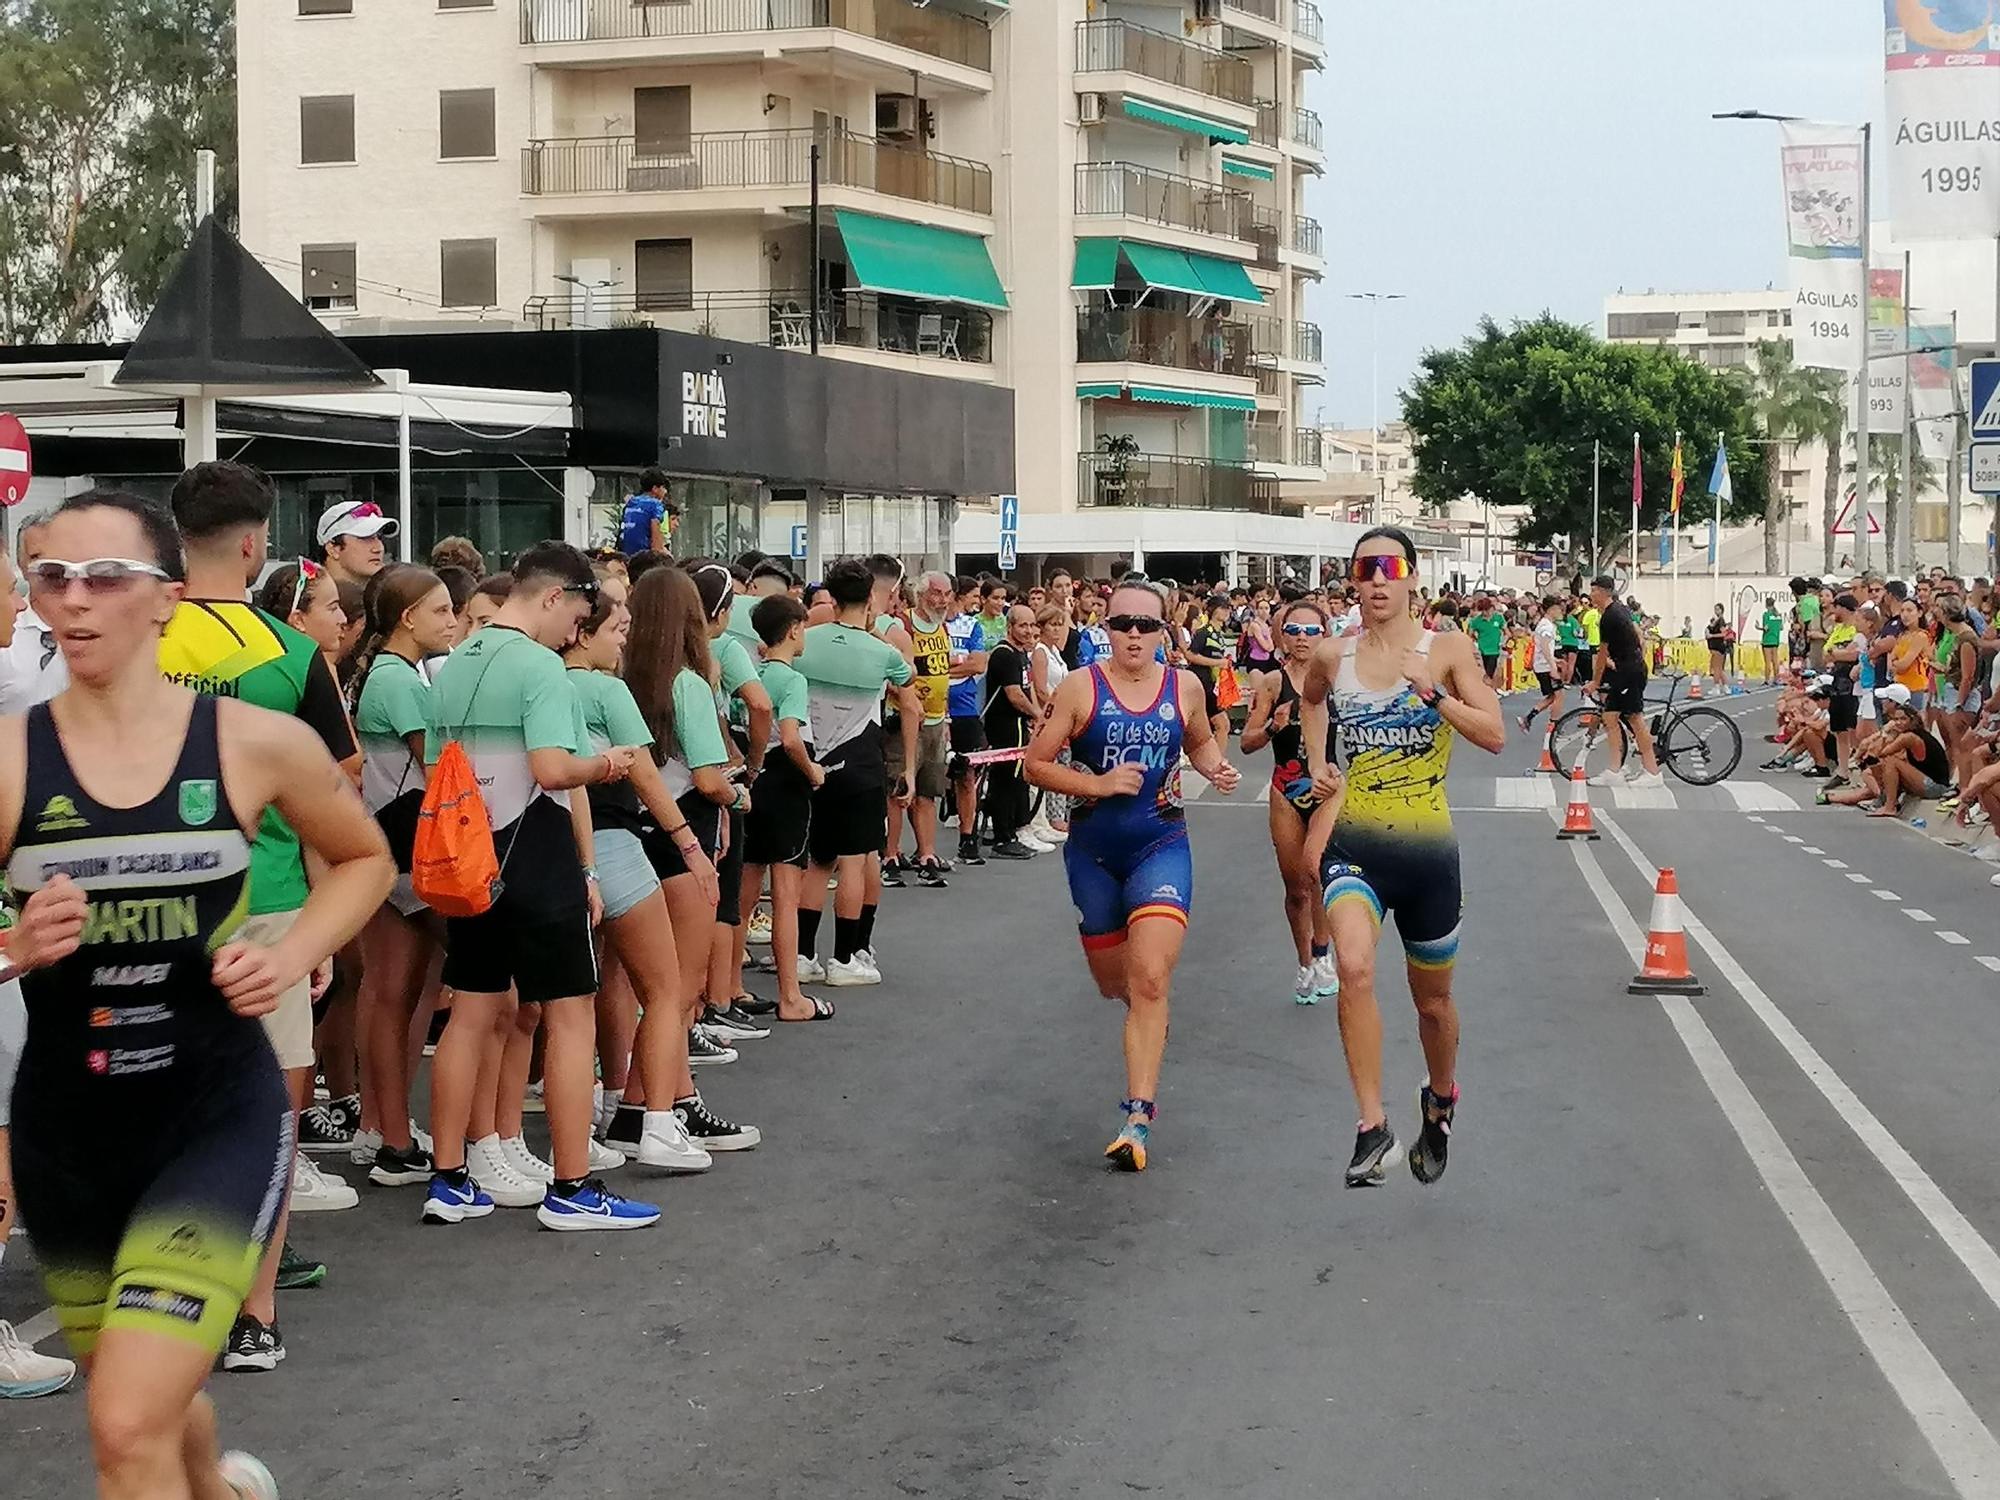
[1884,0,2000,240]
[1781,123,1868,372]
[1909,317,1959,461]
[1868,266,1909,434]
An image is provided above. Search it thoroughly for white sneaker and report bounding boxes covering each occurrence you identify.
[1292,965,1315,1004]
[1017,831,1054,853]
[747,906,773,946]
[410,1120,435,1155]
[0,1321,75,1398]
[825,955,881,986]
[1312,954,1340,998]
[216,1452,279,1500]
[856,948,883,980]
[1628,770,1666,789]
[466,1134,544,1208]
[592,1085,620,1140]
[588,1137,627,1173]
[348,1127,383,1168]
[1989,870,2000,887]
[290,1152,359,1213]
[636,1110,713,1173]
[1028,818,1068,846]
[796,955,826,983]
[500,1134,554,1184]
[1586,769,1623,788]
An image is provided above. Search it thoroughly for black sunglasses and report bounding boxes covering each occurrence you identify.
[564,581,600,604]
[1106,613,1166,634]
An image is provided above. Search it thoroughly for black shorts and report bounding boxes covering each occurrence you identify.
[1601,665,1647,717]
[1535,671,1559,696]
[444,896,598,1005]
[949,716,987,773]
[1830,695,1859,732]
[715,806,747,926]
[744,761,813,868]
[1576,647,1597,678]
[811,762,888,864]
[641,794,724,881]
[1481,653,1500,678]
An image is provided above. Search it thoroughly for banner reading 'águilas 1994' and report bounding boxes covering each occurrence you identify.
[1781,123,1867,373]
[1885,0,2000,239]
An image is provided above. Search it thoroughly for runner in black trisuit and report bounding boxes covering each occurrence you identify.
[0,491,391,1500]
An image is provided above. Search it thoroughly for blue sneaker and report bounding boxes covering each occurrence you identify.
[420,1173,494,1225]
[536,1178,661,1232]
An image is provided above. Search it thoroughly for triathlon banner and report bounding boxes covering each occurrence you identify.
[1781,123,1867,373]
[1884,1,2000,240]
[1908,317,1960,461]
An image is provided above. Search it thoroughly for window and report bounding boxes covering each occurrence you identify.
[635,86,692,156]
[439,0,494,8]
[300,95,355,164]
[300,0,352,12]
[635,238,693,312]
[439,89,496,159]
[301,245,357,310]
[441,239,497,308]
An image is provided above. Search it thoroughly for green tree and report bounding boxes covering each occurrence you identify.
[1866,432,1943,574]
[0,0,234,344]
[1736,340,1846,574]
[1402,315,1768,572]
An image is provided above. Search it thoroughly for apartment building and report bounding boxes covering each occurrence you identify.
[238,0,1326,574]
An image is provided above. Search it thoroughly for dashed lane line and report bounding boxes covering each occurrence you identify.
[1875,890,1903,901]
[1846,873,1873,884]
[1904,909,1938,923]
[1979,957,2000,973]
[1823,858,1849,869]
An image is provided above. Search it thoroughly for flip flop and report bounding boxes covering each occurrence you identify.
[780,995,836,1023]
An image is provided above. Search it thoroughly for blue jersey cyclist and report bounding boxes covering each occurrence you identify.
[1026,578,1238,1173]
[1300,528,1504,1190]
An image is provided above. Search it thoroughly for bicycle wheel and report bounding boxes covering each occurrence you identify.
[1660,706,1743,787]
[1549,706,1617,781]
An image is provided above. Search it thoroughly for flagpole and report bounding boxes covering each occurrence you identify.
[1592,437,1601,571]
[1712,448,1722,607]
[1631,430,1641,585]
[1671,429,1680,639]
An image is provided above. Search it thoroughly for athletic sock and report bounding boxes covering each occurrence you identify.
[438,1165,470,1188]
[1310,940,1329,959]
[857,902,878,950]
[610,1103,645,1140]
[834,915,861,963]
[797,907,823,957]
[552,1177,587,1196]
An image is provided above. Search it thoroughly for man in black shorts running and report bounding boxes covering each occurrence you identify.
[1584,576,1664,789]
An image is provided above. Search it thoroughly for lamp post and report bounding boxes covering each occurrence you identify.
[1713,110,1872,574]
[1346,291,1406,523]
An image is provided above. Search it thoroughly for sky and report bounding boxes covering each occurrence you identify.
[1305,1,1885,430]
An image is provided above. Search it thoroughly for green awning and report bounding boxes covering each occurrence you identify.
[1128,385,1258,411]
[1119,98,1250,146]
[1076,382,1124,399]
[1120,241,1206,298]
[1072,237,1121,290]
[1221,156,1275,182]
[1188,252,1262,302]
[833,209,1007,310]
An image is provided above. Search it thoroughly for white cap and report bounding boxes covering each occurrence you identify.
[1875,683,1912,705]
[315,500,398,546]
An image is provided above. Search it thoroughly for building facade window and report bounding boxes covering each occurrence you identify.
[299,0,352,13]
[440,239,498,308]
[635,238,693,312]
[301,244,357,310]
[439,88,496,159]
[438,0,493,8]
[300,95,356,164]
[635,86,692,156]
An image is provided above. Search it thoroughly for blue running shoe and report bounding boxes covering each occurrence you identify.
[1104,1098,1156,1172]
[420,1173,494,1225]
[537,1178,661,1232]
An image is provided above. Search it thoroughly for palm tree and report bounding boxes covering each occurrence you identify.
[1740,341,1846,573]
[1867,432,1943,573]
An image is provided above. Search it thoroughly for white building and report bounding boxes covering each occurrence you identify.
[236,0,1330,578]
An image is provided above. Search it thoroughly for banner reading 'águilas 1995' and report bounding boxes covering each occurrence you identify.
[1781,123,1867,373]
[1885,0,2000,239]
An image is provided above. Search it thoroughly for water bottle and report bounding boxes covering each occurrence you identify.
[1910,817,1928,829]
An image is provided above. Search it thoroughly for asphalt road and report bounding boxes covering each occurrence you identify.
[8,687,2000,1498]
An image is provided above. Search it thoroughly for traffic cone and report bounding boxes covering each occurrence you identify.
[1555,765,1599,841]
[1627,867,1706,995]
[1730,672,1746,697]
[1535,719,1559,774]
[1688,673,1705,700]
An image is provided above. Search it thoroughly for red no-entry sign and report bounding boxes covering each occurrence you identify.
[0,414,30,508]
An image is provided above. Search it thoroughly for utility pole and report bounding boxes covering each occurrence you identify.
[1346,292,1405,522]
[809,142,822,355]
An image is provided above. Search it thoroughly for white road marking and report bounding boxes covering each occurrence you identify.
[1846,873,1872,884]
[1612,781,1676,809]
[1939,932,1970,945]
[14,1308,59,1347]
[1874,889,1903,901]
[1566,830,2000,1496]
[1495,777,1558,809]
[1784,835,1805,843]
[1746,815,1767,823]
[1904,909,1937,923]
[1822,858,1849,869]
[1726,782,1801,811]
[1801,845,1825,854]
[1979,957,2000,973]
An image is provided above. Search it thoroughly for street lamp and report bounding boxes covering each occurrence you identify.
[1713,109,1873,573]
[1346,291,1407,523]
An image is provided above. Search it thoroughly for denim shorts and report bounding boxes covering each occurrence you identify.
[595,826,661,922]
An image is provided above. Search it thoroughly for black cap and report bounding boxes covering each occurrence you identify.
[1590,574,1616,592]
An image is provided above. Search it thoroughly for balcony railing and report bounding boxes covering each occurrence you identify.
[1254,366,1282,398]
[1251,98,1279,147]
[1076,304,1251,377]
[521,128,992,214]
[1293,427,1323,467]
[1074,160,1252,242]
[1293,0,1324,43]
[1246,314,1284,361]
[1293,321,1322,364]
[519,0,993,71]
[1222,0,1280,22]
[1074,18,1253,106]
[520,286,994,363]
[1079,452,1284,512]
[1290,212,1322,259]
[1289,105,1323,151]
[1248,204,1282,270]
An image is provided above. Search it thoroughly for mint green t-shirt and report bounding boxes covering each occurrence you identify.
[798,621,914,756]
[726,593,760,645]
[426,626,580,827]
[716,632,758,730]
[662,667,730,799]
[355,653,431,817]
[759,658,811,749]
[569,666,653,831]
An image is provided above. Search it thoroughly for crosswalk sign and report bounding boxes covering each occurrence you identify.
[1971,359,2000,437]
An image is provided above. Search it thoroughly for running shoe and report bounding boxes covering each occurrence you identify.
[289,1154,358,1213]
[703,1004,771,1041]
[688,1028,739,1065]
[1758,756,1793,772]
[219,1316,283,1373]
[881,857,908,888]
[587,1137,628,1172]
[826,956,879,987]
[368,1142,433,1188]
[1104,1118,1150,1172]
[1018,830,1054,854]
[857,948,883,979]
[421,1172,496,1225]
[747,905,773,945]
[217,1451,280,1500]
[0,1321,75,1398]
[1801,765,1832,779]
[537,1178,661,1232]
[1585,769,1624,788]
[636,1110,715,1172]
[1311,955,1340,999]
[500,1134,555,1185]
[1292,964,1317,1006]
[467,1136,544,1207]
[797,955,827,983]
[298,1095,358,1154]
[1628,770,1666,790]
[275,1243,325,1291]
[1344,1121,1399,1188]
[957,838,986,867]
[1408,1084,1458,1185]
[917,857,950,888]
[989,839,1037,860]
[674,1094,762,1151]
[347,1127,383,1168]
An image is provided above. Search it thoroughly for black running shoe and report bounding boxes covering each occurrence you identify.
[275,1242,325,1291]
[917,857,950,888]
[989,839,1036,860]
[881,857,908,888]
[1344,1121,1399,1188]
[219,1316,282,1373]
[369,1142,433,1187]
[957,838,986,867]
[1408,1084,1457,1185]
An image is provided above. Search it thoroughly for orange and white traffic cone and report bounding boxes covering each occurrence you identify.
[1688,673,1705,700]
[1535,720,1559,774]
[1555,764,1599,841]
[1627,867,1706,995]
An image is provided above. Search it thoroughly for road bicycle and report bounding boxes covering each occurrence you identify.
[1547,671,1743,787]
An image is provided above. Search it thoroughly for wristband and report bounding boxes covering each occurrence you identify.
[582,866,598,882]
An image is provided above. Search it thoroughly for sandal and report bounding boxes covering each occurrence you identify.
[780,995,836,1023]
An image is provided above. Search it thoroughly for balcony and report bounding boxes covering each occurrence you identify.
[1074,161,1252,243]
[1293,321,1322,364]
[1251,98,1280,147]
[521,286,994,364]
[1246,314,1285,361]
[1074,19,1254,107]
[1248,423,1323,470]
[1248,205,1282,270]
[1288,105,1323,153]
[1293,427,1323,467]
[1290,212,1322,259]
[1293,0,1324,44]
[1222,0,1280,22]
[521,128,992,215]
[1077,304,1252,377]
[519,0,992,74]
[1079,452,1284,512]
